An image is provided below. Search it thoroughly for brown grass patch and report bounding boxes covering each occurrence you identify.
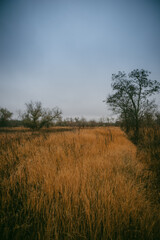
[0,127,160,239]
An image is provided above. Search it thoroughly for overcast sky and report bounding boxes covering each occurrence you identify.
[0,0,160,120]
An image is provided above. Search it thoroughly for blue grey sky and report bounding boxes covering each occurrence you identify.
[0,0,160,120]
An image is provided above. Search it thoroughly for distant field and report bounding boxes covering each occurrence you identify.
[0,127,160,240]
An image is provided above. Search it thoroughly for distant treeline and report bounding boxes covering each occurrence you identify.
[0,102,117,129]
[0,115,116,128]
[0,104,160,129]
[1,68,160,133]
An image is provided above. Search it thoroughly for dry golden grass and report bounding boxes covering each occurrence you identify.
[0,127,160,239]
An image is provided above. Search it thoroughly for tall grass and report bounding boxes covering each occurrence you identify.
[137,126,160,186]
[0,127,160,239]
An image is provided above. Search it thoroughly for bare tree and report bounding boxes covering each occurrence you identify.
[22,101,62,130]
[105,69,160,142]
[41,107,62,128]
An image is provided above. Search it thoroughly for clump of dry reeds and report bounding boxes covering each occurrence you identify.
[137,127,160,189]
[0,127,160,239]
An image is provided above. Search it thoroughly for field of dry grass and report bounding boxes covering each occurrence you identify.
[0,127,160,239]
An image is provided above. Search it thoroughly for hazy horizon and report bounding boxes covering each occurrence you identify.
[0,0,160,120]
